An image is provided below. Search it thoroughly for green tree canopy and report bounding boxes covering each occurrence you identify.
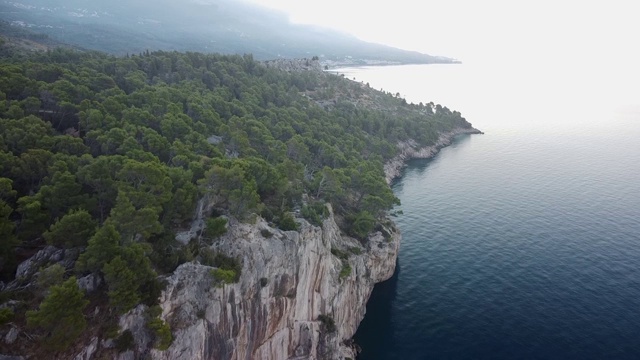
[44,209,97,248]
[75,224,121,273]
[26,277,89,351]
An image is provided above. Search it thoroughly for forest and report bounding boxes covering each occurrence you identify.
[0,44,471,354]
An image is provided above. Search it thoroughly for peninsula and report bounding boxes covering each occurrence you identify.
[0,42,479,359]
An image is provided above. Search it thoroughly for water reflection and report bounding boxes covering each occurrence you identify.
[354,260,400,360]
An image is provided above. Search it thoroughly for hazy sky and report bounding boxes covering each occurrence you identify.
[246,0,638,67]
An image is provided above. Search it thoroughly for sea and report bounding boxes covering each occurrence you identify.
[334,62,640,359]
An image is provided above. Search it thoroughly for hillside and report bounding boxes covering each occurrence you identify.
[0,45,476,358]
[0,0,456,65]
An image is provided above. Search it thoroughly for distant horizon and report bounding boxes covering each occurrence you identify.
[0,0,454,65]
[246,0,639,67]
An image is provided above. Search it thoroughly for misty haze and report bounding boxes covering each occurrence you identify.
[0,1,639,359]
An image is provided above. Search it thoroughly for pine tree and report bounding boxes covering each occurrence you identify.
[43,209,97,248]
[0,200,19,275]
[26,277,89,351]
[75,224,120,273]
[103,243,158,313]
[103,255,140,313]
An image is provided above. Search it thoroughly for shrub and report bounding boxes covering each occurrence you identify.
[103,244,159,313]
[348,246,363,255]
[276,212,298,231]
[103,256,140,313]
[147,305,162,318]
[260,207,274,222]
[211,268,237,286]
[260,229,273,238]
[43,209,97,248]
[103,321,120,339]
[140,277,166,307]
[199,247,216,266]
[149,233,185,274]
[115,330,135,352]
[301,202,328,226]
[339,263,351,279]
[318,314,336,333]
[0,307,14,325]
[147,317,173,350]
[331,247,349,260]
[36,263,65,293]
[205,217,227,238]
[75,224,120,273]
[349,211,376,240]
[200,249,242,284]
[26,277,89,351]
[211,253,242,277]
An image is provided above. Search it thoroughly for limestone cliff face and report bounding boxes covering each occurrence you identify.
[384,127,483,184]
[114,127,482,360]
[123,206,398,360]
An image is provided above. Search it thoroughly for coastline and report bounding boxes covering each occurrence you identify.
[324,61,461,72]
[345,126,482,357]
[384,127,483,185]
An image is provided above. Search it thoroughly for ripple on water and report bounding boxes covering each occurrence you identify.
[355,128,640,359]
[349,64,640,360]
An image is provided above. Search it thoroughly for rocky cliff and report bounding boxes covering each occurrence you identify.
[2,128,483,360]
[384,127,483,184]
[108,127,483,360]
[4,127,481,360]
[116,205,398,360]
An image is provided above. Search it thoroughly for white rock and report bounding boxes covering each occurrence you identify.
[77,273,102,293]
[384,127,482,184]
[116,350,135,360]
[101,338,115,349]
[73,336,98,360]
[119,305,152,354]
[15,246,62,279]
[147,206,399,360]
[4,327,18,344]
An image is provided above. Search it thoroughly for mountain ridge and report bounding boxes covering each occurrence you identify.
[0,0,457,65]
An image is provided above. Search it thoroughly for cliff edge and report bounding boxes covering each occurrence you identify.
[384,127,483,184]
[115,206,398,360]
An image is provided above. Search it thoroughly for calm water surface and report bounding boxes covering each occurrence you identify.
[337,63,640,359]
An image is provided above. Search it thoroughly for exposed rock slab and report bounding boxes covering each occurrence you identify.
[73,337,98,360]
[136,207,399,360]
[4,327,18,345]
[384,127,483,184]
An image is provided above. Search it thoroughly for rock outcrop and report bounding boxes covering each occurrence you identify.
[384,127,483,184]
[14,246,80,281]
[118,206,398,360]
[263,58,323,73]
[112,127,482,360]
[64,126,481,359]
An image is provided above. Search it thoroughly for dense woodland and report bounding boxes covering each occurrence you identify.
[0,44,471,355]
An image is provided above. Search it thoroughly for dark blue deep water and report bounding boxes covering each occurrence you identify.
[337,64,640,359]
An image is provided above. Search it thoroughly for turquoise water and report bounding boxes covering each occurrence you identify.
[338,64,640,359]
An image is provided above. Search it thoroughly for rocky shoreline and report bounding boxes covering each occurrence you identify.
[85,127,481,360]
[3,127,481,360]
[127,128,483,360]
[384,127,483,185]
